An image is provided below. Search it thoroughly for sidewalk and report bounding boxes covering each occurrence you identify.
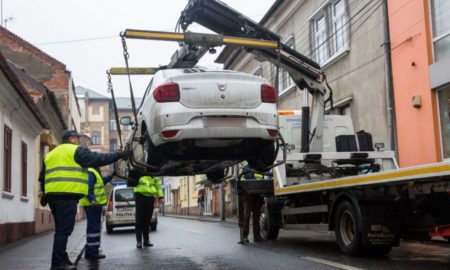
[163,213,239,225]
[0,220,87,270]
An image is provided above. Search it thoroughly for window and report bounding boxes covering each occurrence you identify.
[3,125,12,192]
[110,120,117,131]
[110,139,117,151]
[253,66,263,77]
[21,142,28,197]
[438,86,450,158]
[311,0,349,65]
[431,0,450,61]
[279,36,295,93]
[92,131,101,145]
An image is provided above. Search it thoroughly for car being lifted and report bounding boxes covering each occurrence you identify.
[118,67,278,183]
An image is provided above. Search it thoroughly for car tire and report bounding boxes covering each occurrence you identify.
[247,141,276,172]
[207,169,226,184]
[142,130,164,167]
[106,224,114,234]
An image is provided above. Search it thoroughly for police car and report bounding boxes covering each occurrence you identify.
[105,185,158,233]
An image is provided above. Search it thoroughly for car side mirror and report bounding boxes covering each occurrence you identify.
[120,116,132,126]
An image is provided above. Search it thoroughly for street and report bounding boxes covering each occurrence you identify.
[3,215,445,270]
[79,216,450,270]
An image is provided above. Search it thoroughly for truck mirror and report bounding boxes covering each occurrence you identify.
[120,116,132,126]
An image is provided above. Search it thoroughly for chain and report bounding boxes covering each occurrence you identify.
[107,71,113,94]
[120,33,138,126]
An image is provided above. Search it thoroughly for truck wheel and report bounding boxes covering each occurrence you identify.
[260,205,279,240]
[106,224,114,234]
[335,201,362,256]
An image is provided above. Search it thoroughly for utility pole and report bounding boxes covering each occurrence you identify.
[187,177,190,216]
[161,176,165,216]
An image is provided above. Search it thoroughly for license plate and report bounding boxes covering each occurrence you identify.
[117,207,133,212]
[203,117,246,128]
[116,212,133,217]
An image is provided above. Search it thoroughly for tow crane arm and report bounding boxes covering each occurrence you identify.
[178,0,329,153]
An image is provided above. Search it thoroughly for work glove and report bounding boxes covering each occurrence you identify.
[116,149,133,160]
[39,192,48,207]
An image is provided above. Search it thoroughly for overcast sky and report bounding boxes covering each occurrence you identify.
[3,0,275,97]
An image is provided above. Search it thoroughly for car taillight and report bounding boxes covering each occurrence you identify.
[267,129,278,137]
[261,84,276,103]
[107,199,113,211]
[162,130,179,138]
[153,82,180,102]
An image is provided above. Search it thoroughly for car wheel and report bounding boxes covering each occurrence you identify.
[207,169,226,184]
[142,130,164,166]
[106,224,114,234]
[247,141,276,172]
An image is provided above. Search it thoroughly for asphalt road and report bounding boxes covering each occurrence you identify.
[74,216,450,270]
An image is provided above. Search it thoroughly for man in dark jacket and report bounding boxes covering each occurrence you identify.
[39,130,131,270]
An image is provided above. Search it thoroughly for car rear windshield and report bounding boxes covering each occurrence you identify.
[115,188,135,202]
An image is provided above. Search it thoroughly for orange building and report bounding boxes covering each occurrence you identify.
[388,0,450,167]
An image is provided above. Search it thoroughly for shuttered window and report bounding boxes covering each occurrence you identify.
[21,142,28,197]
[3,125,12,192]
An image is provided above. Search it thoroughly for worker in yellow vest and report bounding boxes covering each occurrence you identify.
[242,164,265,243]
[79,167,113,261]
[134,175,164,248]
[38,130,131,270]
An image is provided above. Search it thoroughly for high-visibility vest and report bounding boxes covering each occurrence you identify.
[254,173,264,180]
[80,168,107,206]
[44,144,88,196]
[134,176,163,198]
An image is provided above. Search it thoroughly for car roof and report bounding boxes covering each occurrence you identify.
[113,185,132,191]
[159,67,242,78]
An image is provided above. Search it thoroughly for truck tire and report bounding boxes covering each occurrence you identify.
[260,205,279,240]
[335,201,362,256]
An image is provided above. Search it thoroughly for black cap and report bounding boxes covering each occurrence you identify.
[62,130,82,140]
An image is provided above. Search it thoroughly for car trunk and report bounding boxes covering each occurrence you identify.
[173,72,264,109]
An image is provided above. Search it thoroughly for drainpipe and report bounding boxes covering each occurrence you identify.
[220,181,225,221]
[382,0,397,153]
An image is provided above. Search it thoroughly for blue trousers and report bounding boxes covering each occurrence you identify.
[49,199,78,265]
[84,206,103,256]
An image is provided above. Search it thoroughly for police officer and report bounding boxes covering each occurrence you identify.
[242,165,265,243]
[39,130,131,270]
[79,167,112,261]
[134,175,164,248]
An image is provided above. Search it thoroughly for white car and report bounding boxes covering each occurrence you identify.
[120,68,278,183]
[105,185,158,233]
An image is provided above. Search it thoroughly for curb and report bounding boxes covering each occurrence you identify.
[163,214,238,225]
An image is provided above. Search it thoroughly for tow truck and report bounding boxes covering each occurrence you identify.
[112,0,450,256]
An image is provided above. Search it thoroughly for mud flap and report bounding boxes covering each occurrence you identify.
[359,202,400,247]
[361,219,400,247]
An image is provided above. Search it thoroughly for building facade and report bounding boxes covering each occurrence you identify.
[0,51,49,245]
[388,0,450,167]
